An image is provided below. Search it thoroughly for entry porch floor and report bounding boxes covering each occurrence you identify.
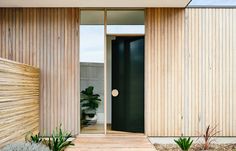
[66,134,156,151]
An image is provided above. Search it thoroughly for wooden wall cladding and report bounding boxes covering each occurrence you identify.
[0,58,40,148]
[145,8,185,136]
[145,8,236,136]
[183,8,236,137]
[0,8,235,137]
[0,8,80,135]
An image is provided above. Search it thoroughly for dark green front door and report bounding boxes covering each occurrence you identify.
[112,36,144,133]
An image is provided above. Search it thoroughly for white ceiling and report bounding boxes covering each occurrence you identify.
[0,0,191,8]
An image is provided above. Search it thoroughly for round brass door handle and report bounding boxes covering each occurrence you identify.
[112,89,119,97]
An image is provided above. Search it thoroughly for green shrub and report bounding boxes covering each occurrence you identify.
[174,137,193,151]
[48,124,74,151]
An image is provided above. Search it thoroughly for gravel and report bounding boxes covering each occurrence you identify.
[155,143,236,151]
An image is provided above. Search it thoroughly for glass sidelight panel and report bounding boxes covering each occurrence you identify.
[80,10,105,134]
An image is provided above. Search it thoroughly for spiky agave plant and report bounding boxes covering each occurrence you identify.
[174,137,193,151]
[25,132,43,144]
[48,124,74,151]
[31,133,43,143]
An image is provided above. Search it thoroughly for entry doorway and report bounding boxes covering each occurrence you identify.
[107,36,144,133]
[79,9,145,135]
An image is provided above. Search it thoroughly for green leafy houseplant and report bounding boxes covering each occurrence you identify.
[48,124,74,151]
[174,137,193,151]
[80,86,102,125]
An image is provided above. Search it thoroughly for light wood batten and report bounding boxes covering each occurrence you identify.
[0,8,80,135]
[145,8,236,136]
[0,58,40,148]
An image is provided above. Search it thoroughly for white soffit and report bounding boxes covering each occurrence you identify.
[0,0,191,8]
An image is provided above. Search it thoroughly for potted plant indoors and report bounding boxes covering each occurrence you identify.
[80,86,102,126]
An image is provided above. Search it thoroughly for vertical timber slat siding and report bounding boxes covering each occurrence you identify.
[0,8,236,137]
[146,8,236,136]
[183,8,236,136]
[0,8,80,135]
[0,58,39,147]
[145,8,184,136]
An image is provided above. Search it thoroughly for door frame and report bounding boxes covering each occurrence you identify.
[78,9,146,135]
[105,34,145,134]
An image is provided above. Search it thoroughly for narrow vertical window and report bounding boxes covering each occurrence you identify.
[80,10,105,134]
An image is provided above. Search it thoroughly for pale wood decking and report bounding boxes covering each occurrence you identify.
[66,134,156,151]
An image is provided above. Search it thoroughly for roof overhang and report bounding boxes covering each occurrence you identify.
[0,0,191,8]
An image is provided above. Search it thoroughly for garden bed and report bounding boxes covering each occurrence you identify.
[155,143,236,151]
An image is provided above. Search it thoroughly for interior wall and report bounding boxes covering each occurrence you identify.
[145,8,236,136]
[0,58,39,147]
[0,8,80,135]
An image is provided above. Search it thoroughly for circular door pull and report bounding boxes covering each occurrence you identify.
[112,89,119,97]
